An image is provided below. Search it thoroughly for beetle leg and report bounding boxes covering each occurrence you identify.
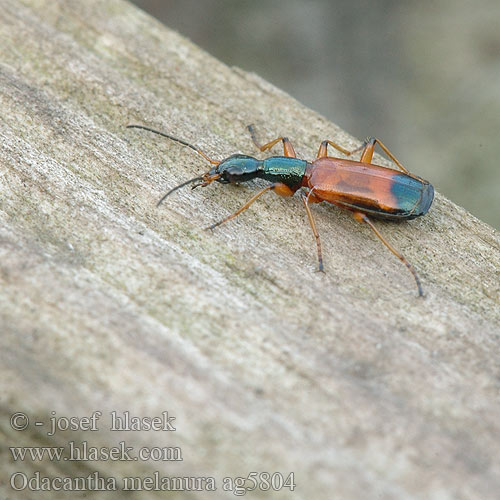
[352,211,423,296]
[316,139,354,158]
[246,125,297,158]
[357,137,410,174]
[300,190,325,272]
[206,182,294,230]
[316,136,410,175]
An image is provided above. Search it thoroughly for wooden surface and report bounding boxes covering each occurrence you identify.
[1,1,499,498]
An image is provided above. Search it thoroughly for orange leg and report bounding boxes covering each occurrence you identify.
[353,211,423,296]
[300,190,325,272]
[357,137,409,174]
[247,124,297,158]
[316,139,355,159]
[206,182,294,230]
[317,136,409,174]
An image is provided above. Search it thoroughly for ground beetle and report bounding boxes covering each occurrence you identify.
[127,124,434,296]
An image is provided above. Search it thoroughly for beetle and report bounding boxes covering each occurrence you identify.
[127,124,434,296]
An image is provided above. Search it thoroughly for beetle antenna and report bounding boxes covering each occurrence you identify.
[157,176,204,207]
[127,124,220,165]
[127,125,199,152]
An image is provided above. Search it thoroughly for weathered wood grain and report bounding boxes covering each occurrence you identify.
[0,1,499,498]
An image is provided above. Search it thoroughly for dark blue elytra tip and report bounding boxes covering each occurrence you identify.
[391,174,434,219]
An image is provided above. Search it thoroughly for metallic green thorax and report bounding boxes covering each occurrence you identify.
[260,157,307,188]
[214,155,307,189]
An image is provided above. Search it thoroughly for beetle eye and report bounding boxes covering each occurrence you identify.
[227,166,243,175]
[222,166,244,182]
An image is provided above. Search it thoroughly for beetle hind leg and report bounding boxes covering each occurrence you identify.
[316,136,410,175]
[352,211,424,297]
[356,137,410,174]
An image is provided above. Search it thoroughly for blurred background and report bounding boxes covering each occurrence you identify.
[131,0,500,229]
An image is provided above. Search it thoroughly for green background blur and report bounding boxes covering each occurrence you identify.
[131,0,500,229]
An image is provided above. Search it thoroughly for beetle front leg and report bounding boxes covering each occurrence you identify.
[206,182,294,230]
[246,124,297,158]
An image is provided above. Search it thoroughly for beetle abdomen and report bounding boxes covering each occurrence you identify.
[305,157,434,219]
